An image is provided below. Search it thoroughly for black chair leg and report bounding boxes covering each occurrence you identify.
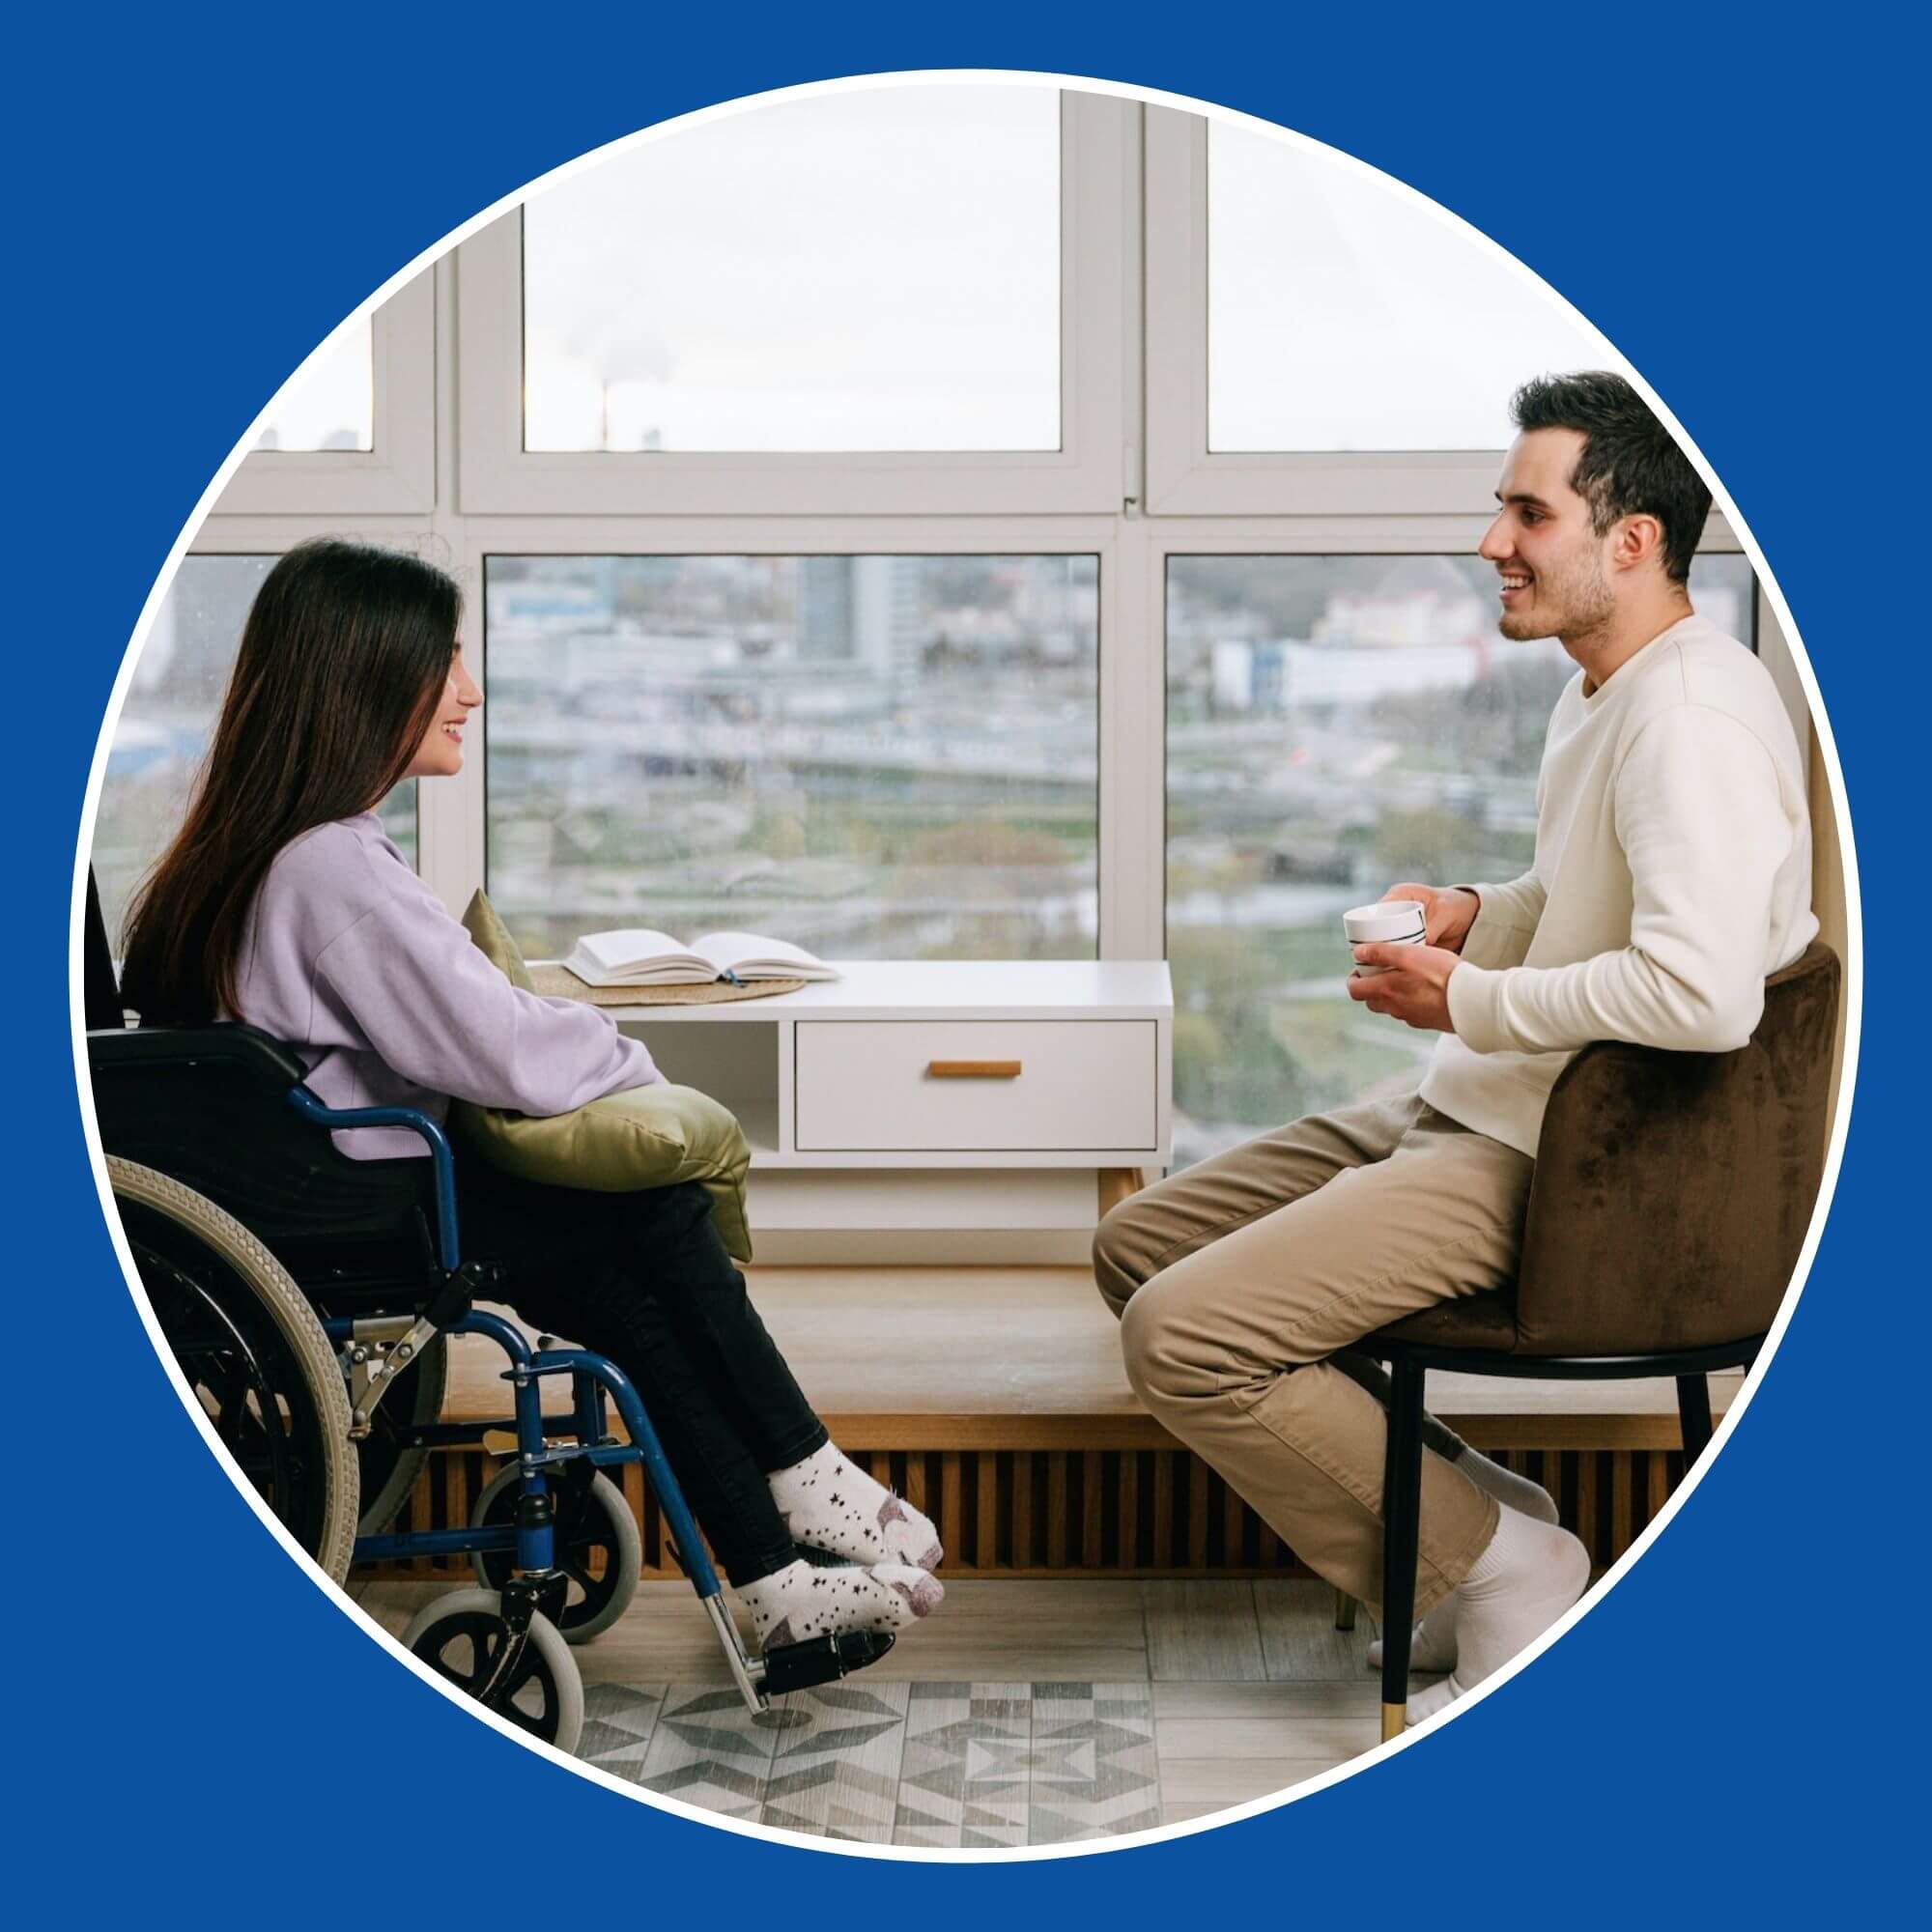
[1380,1356,1427,1743]
[1676,1373,1713,1466]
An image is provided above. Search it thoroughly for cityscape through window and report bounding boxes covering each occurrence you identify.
[485,554,1099,961]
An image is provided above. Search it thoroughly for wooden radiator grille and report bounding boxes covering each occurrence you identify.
[353,1441,1691,1583]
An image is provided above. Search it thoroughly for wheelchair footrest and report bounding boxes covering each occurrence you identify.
[758,1629,896,1695]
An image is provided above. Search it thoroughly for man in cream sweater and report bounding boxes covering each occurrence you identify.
[1094,371,1816,1726]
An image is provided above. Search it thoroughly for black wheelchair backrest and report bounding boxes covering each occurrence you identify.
[83,869,432,1281]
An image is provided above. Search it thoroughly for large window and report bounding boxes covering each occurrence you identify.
[485,554,1099,960]
[1165,554,1757,1169]
[96,556,417,953]
[523,88,1062,453]
[252,315,374,451]
[1207,122,1604,452]
[114,88,1800,1201]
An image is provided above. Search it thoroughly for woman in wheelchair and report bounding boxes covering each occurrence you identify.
[116,537,944,1662]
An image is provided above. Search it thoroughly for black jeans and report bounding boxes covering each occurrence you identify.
[451,1166,826,1584]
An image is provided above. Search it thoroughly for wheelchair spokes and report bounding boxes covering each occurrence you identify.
[130,1222,335,1566]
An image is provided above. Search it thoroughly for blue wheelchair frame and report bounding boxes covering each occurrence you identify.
[285,1088,883,1712]
[81,850,892,1728]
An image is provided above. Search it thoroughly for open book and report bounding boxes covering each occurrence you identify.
[563,928,841,988]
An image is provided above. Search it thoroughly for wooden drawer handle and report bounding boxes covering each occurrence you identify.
[926,1059,1022,1079]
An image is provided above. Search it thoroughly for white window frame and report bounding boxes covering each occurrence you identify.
[178,96,1769,946]
[1143,107,1738,548]
[454,91,1135,518]
[143,92,1804,1254]
[213,274,437,516]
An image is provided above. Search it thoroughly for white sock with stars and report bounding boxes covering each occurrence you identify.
[737,1557,942,1651]
[1369,1451,1560,1671]
[770,1441,944,1571]
[1405,1507,1590,1726]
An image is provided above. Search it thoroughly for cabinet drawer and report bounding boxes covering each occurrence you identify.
[793,1020,1158,1152]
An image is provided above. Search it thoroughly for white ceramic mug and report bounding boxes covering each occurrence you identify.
[1344,898,1428,976]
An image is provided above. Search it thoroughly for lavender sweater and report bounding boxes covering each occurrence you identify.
[231,812,659,1159]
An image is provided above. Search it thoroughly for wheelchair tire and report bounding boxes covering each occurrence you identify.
[402,1586,583,1754]
[110,1157,358,1585]
[355,1332,448,1537]
[469,1464,641,1644]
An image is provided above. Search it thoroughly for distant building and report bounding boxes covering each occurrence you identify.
[1314,556,1488,650]
[798,556,921,677]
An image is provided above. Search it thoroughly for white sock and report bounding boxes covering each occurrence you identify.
[770,1442,944,1572]
[1405,1508,1590,1726]
[736,1556,943,1651]
[1369,1590,1462,1674]
[1368,1452,1560,1671]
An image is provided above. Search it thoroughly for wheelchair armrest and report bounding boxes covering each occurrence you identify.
[86,1020,309,1094]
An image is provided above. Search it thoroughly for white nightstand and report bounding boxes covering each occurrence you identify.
[591,961,1173,1264]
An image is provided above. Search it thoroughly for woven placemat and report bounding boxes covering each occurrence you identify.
[530,964,810,1008]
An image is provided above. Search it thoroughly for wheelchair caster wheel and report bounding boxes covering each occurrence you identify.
[469,1466,641,1644]
[401,1587,583,1754]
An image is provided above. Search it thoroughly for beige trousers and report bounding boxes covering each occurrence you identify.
[1094,1092,1533,1615]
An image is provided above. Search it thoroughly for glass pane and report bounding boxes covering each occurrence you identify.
[95,556,417,954]
[524,88,1061,452]
[485,555,1098,960]
[1165,554,1755,1169]
[1208,124,1606,451]
[254,314,374,451]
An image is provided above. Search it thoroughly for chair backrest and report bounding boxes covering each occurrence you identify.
[82,869,433,1294]
[1514,941,1841,1355]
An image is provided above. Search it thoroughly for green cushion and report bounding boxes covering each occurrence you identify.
[450,891,753,1262]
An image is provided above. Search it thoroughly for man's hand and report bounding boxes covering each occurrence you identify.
[1383,882,1481,953]
[1348,942,1461,1032]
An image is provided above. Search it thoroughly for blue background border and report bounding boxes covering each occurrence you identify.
[16,5,1907,1916]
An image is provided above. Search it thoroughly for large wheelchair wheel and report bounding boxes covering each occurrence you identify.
[110,1157,358,1583]
[402,1587,583,1754]
[469,1463,641,1644]
[354,1333,447,1536]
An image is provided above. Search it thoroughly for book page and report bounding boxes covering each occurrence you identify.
[575,928,687,974]
[690,931,830,975]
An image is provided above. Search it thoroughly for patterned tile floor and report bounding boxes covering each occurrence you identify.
[358,1577,1420,1844]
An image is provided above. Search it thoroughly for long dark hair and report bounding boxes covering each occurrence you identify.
[120,538,462,1022]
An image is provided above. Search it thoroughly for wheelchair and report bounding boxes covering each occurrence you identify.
[83,874,892,1754]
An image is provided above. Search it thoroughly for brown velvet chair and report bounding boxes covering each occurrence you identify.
[1365,940,1842,1741]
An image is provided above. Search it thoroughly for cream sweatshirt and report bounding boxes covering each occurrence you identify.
[1418,611,1817,1158]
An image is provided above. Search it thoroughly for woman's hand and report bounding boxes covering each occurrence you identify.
[1382,883,1481,953]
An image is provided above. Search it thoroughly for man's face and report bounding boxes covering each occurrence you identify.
[1477,428,1616,642]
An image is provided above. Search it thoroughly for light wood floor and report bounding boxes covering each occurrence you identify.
[369,1261,1726,1838]
[357,1575,1426,1837]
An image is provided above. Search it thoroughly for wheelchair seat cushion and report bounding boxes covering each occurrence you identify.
[449,892,753,1262]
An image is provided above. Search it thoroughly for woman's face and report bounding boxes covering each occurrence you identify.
[401,646,483,781]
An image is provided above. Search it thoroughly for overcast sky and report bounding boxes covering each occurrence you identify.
[263,83,1607,456]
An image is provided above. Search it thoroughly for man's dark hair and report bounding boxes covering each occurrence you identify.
[1510,371,1712,582]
